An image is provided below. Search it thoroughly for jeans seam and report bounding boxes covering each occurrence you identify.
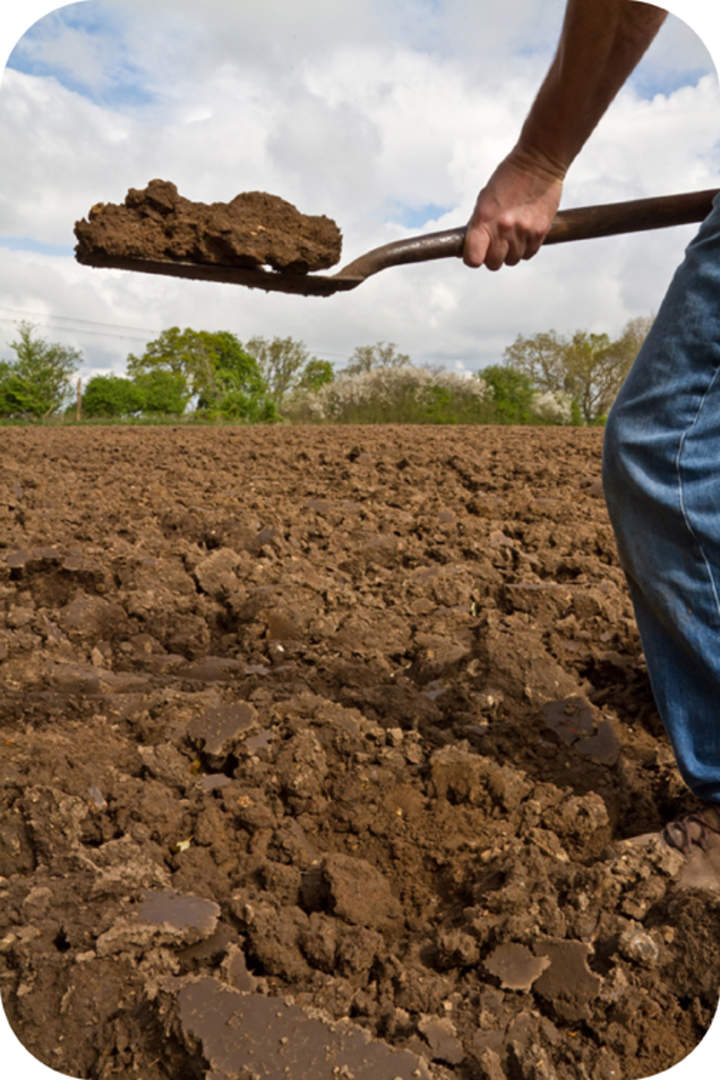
[675,361,720,621]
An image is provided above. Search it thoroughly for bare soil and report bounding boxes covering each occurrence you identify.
[1,424,718,1080]
[74,181,342,273]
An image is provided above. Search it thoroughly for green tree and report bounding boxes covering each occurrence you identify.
[127,327,272,419]
[204,332,272,416]
[83,374,145,417]
[0,359,11,415]
[344,341,410,375]
[296,358,334,393]
[214,387,278,422]
[0,322,80,418]
[245,335,315,406]
[133,370,189,414]
[127,327,209,391]
[503,317,650,425]
[479,364,536,424]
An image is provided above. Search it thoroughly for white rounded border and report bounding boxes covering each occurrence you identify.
[0,2,718,1079]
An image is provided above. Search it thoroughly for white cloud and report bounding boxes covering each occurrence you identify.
[11,21,112,94]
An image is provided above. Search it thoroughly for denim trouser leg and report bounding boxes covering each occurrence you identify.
[602,196,720,805]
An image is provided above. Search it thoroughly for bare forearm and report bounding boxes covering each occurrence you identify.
[516,0,667,179]
[463,0,668,269]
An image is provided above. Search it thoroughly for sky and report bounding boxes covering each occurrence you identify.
[0,0,718,386]
[1,9,720,1080]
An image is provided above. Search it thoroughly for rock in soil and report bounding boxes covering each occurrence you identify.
[1,424,719,1080]
[74,179,342,273]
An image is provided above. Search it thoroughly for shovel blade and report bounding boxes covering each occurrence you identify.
[74,251,361,296]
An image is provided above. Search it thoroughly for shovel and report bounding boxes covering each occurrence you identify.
[78,188,718,298]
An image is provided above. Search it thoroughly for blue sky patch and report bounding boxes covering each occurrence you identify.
[0,237,74,257]
[629,67,713,101]
[7,1,155,107]
[392,202,453,229]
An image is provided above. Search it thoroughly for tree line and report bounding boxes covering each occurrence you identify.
[0,316,651,425]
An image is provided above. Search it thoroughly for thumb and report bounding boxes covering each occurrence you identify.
[463,222,491,268]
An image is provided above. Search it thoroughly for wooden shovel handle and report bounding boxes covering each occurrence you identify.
[340,188,719,282]
[545,188,718,244]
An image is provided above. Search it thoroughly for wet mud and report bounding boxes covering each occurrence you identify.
[1,424,718,1080]
[74,180,342,273]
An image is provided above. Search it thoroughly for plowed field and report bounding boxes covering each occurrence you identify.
[1,425,718,1080]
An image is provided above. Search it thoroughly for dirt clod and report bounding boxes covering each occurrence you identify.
[484,944,550,992]
[74,179,343,273]
[175,977,433,1079]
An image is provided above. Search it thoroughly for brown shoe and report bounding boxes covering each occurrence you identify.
[661,805,720,893]
[619,804,720,894]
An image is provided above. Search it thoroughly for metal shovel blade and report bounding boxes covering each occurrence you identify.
[76,188,719,297]
[74,250,355,296]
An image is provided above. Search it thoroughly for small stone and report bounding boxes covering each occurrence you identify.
[618,925,660,966]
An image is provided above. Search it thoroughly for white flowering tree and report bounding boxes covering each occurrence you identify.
[531,389,574,425]
[284,364,490,424]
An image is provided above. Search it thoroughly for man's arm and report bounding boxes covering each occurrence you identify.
[464,0,667,270]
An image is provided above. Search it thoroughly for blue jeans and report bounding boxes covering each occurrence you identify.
[603,194,720,806]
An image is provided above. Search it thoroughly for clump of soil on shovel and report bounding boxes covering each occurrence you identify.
[74,179,342,273]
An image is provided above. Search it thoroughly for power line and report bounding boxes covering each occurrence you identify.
[0,304,353,358]
[0,316,149,344]
[0,304,161,336]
